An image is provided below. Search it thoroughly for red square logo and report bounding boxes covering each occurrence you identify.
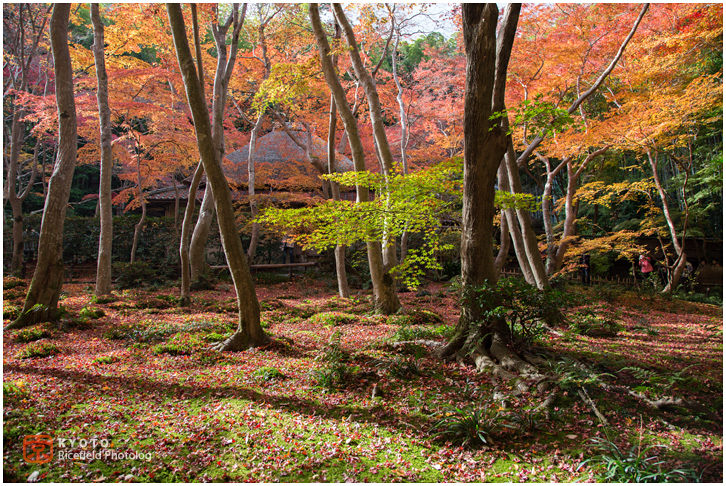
[23,435,53,464]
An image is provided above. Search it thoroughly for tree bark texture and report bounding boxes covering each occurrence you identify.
[180,161,204,306]
[10,4,77,329]
[439,3,520,358]
[5,5,47,277]
[91,3,113,295]
[167,3,269,351]
[310,3,400,314]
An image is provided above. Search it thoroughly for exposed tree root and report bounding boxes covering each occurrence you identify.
[210,331,271,352]
[577,387,609,426]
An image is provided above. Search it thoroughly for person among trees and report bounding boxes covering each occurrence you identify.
[281,235,295,264]
[638,254,653,279]
[581,253,591,286]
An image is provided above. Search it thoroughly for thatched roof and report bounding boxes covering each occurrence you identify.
[225,128,353,191]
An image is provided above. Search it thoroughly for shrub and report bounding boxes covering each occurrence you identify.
[204,332,229,342]
[16,341,59,359]
[391,324,453,342]
[79,306,105,319]
[103,325,131,340]
[3,381,30,402]
[151,332,204,356]
[373,352,423,379]
[311,331,357,391]
[252,366,286,382]
[578,436,698,482]
[3,304,22,321]
[90,294,117,305]
[3,276,26,290]
[569,311,622,337]
[92,355,119,365]
[113,262,157,289]
[15,326,52,343]
[430,398,509,447]
[135,297,174,310]
[253,272,289,285]
[463,277,574,350]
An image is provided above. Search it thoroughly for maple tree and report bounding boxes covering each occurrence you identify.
[90,3,113,296]
[437,3,520,363]
[10,4,77,329]
[167,3,269,352]
[3,4,51,277]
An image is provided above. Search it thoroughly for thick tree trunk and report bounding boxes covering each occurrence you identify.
[91,3,113,295]
[167,3,268,351]
[310,3,400,314]
[10,4,77,329]
[439,3,520,359]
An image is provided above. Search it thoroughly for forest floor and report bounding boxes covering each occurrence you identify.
[2,270,723,482]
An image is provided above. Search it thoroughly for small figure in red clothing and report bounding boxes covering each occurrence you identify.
[638,254,653,279]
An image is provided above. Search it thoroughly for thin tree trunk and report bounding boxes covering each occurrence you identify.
[647,150,688,292]
[167,3,268,351]
[333,3,401,303]
[327,42,350,298]
[392,31,411,265]
[10,4,77,329]
[310,3,400,314]
[189,182,215,279]
[494,163,512,276]
[130,152,146,264]
[5,5,48,278]
[180,161,204,306]
[496,156,535,283]
[91,3,113,295]
[504,138,549,289]
[246,113,265,263]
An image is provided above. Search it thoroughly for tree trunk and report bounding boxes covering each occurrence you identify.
[310,3,400,314]
[180,161,204,306]
[648,150,688,292]
[392,32,411,266]
[332,3,401,310]
[91,3,113,295]
[504,139,549,289]
[494,164,512,276]
[129,152,146,264]
[10,4,77,329]
[189,183,215,280]
[246,113,265,263]
[498,156,536,284]
[328,86,350,298]
[5,5,47,278]
[439,3,520,359]
[167,3,268,351]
